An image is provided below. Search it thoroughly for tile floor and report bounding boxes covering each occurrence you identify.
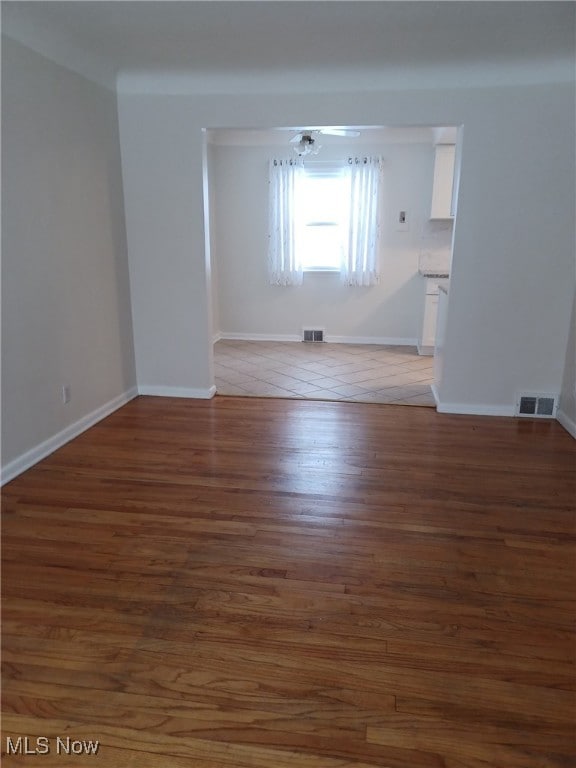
[214,340,436,407]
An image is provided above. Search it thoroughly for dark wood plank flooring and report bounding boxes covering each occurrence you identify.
[2,395,575,767]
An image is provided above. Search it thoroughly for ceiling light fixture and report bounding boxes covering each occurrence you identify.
[294,134,321,157]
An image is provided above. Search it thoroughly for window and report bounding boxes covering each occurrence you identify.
[294,166,350,271]
[268,156,382,286]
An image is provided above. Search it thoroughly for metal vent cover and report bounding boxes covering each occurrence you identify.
[303,329,325,343]
[516,394,557,418]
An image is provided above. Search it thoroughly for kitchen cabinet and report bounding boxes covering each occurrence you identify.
[418,278,447,355]
[433,284,449,387]
[430,144,456,220]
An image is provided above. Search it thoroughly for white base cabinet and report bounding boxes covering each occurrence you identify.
[418,278,446,355]
[434,285,449,388]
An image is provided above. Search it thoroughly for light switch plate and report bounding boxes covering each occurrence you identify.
[396,210,409,231]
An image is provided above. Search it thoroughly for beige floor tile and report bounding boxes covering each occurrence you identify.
[306,389,346,401]
[284,381,324,395]
[214,340,434,409]
[247,383,300,398]
[330,385,372,398]
[335,370,387,385]
[393,383,434,397]
[406,356,436,368]
[350,376,402,389]
[348,391,401,404]
[402,370,438,384]
[306,376,345,389]
[294,363,339,375]
[217,383,253,396]
[218,370,261,385]
[266,362,303,375]
[287,369,329,383]
[293,369,334,381]
[325,364,377,376]
[398,393,436,406]
[259,373,308,388]
[370,386,408,400]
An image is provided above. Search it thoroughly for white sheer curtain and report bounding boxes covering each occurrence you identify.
[341,156,382,287]
[268,158,304,286]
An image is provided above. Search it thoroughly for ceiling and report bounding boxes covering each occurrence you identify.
[2,1,574,92]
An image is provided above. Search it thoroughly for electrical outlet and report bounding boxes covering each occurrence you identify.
[62,385,71,404]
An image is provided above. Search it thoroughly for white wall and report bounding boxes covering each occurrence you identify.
[210,138,448,342]
[558,290,576,438]
[117,97,213,396]
[437,96,575,412]
[1,38,136,475]
[117,79,574,415]
[207,142,221,341]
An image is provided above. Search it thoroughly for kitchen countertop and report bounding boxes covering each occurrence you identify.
[419,269,450,278]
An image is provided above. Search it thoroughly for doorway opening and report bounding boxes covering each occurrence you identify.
[206,125,461,407]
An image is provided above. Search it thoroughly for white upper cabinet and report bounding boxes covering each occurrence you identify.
[430,144,456,220]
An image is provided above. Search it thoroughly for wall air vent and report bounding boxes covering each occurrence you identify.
[303,328,325,343]
[516,393,557,418]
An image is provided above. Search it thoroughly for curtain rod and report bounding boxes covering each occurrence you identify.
[272,159,372,164]
[272,157,382,166]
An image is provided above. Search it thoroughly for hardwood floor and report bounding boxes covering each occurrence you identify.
[2,395,575,767]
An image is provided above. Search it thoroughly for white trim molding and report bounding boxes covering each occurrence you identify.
[138,385,217,399]
[219,332,418,346]
[326,335,418,346]
[557,408,576,440]
[432,387,515,417]
[1,387,138,486]
[219,332,301,343]
[436,402,515,417]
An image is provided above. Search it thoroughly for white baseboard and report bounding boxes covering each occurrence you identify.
[219,332,301,342]
[435,400,515,417]
[212,332,222,344]
[138,385,217,399]
[218,332,418,346]
[434,387,571,422]
[557,408,576,440]
[326,335,418,346]
[432,386,515,416]
[1,387,138,486]
[417,344,434,356]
